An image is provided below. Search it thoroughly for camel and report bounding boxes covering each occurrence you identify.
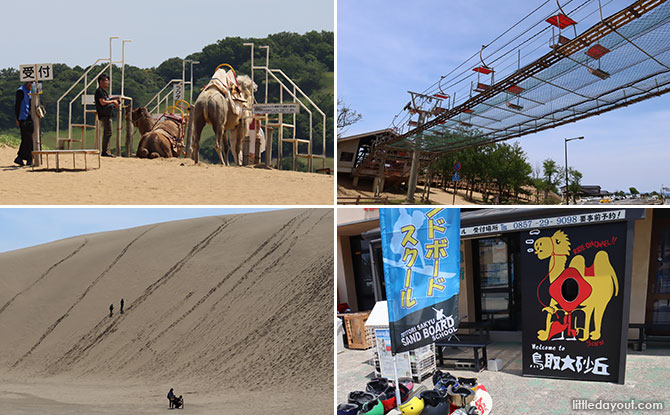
[131,107,183,158]
[533,230,571,341]
[533,230,619,341]
[186,68,257,165]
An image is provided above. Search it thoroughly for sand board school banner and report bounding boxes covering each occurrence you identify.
[521,221,627,383]
[379,208,460,354]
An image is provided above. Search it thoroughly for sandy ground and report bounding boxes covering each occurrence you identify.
[0,376,321,414]
[337,176,479,205]
[0,209,334,414]
[0,146,333,205]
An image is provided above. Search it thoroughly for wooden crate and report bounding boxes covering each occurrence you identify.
[339,311,372,349]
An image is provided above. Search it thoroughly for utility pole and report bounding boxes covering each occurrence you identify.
[564,136,584,204]
[405,91,441,204]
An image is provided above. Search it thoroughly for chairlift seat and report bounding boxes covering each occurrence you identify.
[550,35,572,49]
[462,109,474,114]
[474,83,490,93]
[508,85,524,94]
[546,14,576,29]
[433,93,449,99]
[586,44,610,59]
[506,102,523,111]
[473,66,493,74]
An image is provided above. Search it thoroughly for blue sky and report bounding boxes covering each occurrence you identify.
[338,0,670,193]
[0,0,333,69]
[0,208,276,253]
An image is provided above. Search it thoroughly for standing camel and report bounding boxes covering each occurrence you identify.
[186,68,257,165]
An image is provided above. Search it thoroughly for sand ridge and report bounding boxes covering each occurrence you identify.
[0,209,334,413]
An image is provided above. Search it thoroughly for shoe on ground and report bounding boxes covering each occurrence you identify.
[13,157,24,166]
[101,152,115,158]
[25,159,32,166]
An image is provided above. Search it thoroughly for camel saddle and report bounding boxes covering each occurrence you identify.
[205,69,246,118]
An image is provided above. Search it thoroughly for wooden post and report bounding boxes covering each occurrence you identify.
[265,126,273,168]
[242,122,251,166]
[125,103,132,157]
[30,88,42,167]
[95,116,101,151]
[116,104,122,156]
[254,125,261,164]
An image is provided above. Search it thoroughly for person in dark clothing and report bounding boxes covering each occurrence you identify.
[167,388,175,408]
[109,303,114,317]
[14,82,34,166]
[120,298,124,314]
[95,74,119,157]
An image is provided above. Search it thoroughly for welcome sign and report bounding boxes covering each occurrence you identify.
[520,222,627,383]
[379,208,460,354]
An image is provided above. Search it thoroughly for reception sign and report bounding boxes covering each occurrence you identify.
[379,208,460,354]
[520,222,627,383]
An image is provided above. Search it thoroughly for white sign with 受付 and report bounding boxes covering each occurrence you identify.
[20,64,53,81]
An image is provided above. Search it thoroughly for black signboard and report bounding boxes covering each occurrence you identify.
[521,222,627,383]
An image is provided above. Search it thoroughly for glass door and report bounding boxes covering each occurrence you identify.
[474,236,521,330]
[350,236,376,311]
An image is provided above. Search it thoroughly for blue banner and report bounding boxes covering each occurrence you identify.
[379,208,461,354]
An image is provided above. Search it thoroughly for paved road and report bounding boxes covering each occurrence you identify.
[578,198,661,205]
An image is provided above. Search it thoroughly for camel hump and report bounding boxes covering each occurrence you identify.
[593,250,619,296]
[568,255,585,269]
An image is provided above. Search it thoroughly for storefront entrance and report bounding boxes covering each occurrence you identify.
[473,236,522,331]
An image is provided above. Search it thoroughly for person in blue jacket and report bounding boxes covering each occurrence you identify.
[14,82,34,166]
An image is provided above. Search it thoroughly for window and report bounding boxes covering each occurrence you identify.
[340,151,354,162]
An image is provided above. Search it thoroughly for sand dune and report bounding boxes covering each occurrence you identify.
[0,146,333,205]
[0,209,334,413]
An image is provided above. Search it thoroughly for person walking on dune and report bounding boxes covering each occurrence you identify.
[120,298,124,314]
[109,303,113,317]
[168,388,175,409]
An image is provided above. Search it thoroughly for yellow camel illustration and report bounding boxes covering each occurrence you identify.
[533,230,619,341]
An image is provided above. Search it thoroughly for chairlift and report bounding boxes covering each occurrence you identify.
[437,76,453,108]
[472,45,494,93]
[506,102,524,111]
[547,0,578,51]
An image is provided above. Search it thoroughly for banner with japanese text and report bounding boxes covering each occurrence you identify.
[521,222,627,383]
[379,208,461,354]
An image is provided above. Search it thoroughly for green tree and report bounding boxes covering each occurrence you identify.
[565,167,583,204]
[541,158,561,202]
[629,187,639,195]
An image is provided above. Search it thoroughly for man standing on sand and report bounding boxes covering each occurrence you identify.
[14,81,34,166]
[109,303,114,317]
[94,74,119,157]
[120,298,124,314]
